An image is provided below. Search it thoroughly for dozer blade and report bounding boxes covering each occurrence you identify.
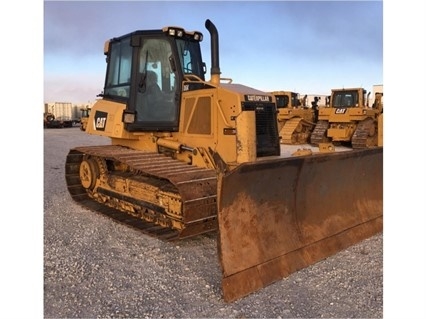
[217,147,383,302]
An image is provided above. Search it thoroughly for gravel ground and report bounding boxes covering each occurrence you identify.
[44,127,383,318]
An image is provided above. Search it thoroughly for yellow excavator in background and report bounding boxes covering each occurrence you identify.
[65,19,382,302]
[310,87,383,148]
[271,91,316,144]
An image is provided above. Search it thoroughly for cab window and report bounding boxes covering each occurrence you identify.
[104,37,132,98]
[135,38,178,123]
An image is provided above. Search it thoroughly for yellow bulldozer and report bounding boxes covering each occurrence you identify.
[79,106,91,131]
[310,87,383,148]
[65,20,383,302]
[271,91,316,144]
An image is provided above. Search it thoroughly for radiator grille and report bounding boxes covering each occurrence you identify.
[241,102,280,157]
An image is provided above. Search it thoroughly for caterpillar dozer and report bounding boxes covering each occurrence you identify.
[271,91,316,144]
[79,106,91,131]
[310,87,383,148]
[65,19,383,302]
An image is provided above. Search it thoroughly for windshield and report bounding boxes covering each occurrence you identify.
[275,93,300,108]
[276,95,289,108]
[291,93,299,107]
[135,38,178,123]
[332,90,359,108]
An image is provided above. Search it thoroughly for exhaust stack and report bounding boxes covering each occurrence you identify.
[205,19,221,86]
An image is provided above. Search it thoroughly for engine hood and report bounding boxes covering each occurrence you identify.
[220,83,273,103]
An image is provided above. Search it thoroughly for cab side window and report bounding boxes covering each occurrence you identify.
[104,37,132,98]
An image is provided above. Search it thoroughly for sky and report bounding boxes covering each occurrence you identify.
[43,1,384,104]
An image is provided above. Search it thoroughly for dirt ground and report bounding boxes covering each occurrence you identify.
[43,127,383,318]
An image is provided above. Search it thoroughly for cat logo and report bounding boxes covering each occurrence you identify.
[335,108,347,114]
[94,111,108,131]
[245,94,272,102]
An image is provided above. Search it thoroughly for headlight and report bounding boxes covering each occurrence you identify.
[193,32,203,41]
[165,27,184,37]
[122,111,135,124]
[164,27,203,41]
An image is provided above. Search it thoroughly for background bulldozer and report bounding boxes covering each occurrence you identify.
[271,91,316,144]
[310,87,383,148]
[65,19,383,302]
[79,106,91,131]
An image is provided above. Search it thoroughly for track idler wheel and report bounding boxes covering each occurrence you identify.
[79,158,99,190]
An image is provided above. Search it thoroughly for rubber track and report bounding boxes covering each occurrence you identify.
[65,145,218,241]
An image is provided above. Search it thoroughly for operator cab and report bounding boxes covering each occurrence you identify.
[332,89,366,108]
[100,27,206,132]
[275,92,300,109]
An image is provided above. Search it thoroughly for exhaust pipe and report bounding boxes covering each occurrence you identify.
[205,19,221,85]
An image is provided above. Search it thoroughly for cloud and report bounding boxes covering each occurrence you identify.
[44,1,383,102]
